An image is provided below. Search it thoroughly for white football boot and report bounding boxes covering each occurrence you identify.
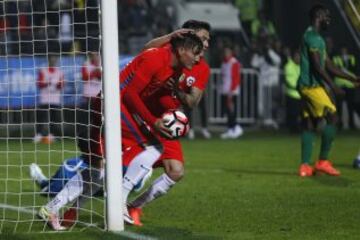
[29,163,48,187]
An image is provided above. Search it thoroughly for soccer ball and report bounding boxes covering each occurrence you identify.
[162,110,190,139]
[352,156,360,169]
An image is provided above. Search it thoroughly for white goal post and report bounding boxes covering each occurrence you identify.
[101,0,123,232]
[0,0,123,233]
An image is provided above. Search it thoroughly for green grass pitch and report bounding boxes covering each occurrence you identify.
[0,130,360,239]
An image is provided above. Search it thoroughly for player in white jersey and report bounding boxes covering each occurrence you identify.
[220,46,243,139]
[77,52,102,142]
[34,55,64,144]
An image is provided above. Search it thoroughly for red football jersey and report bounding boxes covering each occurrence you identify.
[120,46,178,126]
[143,58,210,117]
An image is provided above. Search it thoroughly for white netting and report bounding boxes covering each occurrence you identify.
[0,0,105,232]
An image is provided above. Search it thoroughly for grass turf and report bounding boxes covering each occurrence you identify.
[0,130,360,239]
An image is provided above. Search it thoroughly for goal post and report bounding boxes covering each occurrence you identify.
[0,0,123,233]
[101,0,123,232]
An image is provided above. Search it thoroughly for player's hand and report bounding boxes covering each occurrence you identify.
[164,74,185,90]
[170,28,194,39]
[154,118,173,139]
[164,77,177,90]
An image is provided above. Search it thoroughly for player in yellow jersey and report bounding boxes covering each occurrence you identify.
[297,4,360,177]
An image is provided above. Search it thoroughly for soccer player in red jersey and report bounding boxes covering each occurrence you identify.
[120,32,204,223]
[126,20,212,226]
[38,33,203,229]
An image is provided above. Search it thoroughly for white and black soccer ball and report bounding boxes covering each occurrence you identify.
[162,110,190,139]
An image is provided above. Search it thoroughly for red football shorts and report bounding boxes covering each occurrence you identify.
[154,138,184,167]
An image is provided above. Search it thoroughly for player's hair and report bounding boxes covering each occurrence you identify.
[309,4,328,22]
[170,32,204,55]
[182,19,211,32]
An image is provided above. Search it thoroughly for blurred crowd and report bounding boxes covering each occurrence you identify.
[0,0,359,131]
[0,0,99,55]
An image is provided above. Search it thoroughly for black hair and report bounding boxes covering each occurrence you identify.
[309,4,328,22]
[181,19,211,32]
[170,32,203,55]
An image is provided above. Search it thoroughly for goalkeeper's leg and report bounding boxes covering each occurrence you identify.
[38,165,103,230]
[63,144,162,226]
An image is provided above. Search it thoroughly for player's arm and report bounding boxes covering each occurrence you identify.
[173,85,203,109]
[309,51,343,94]
[142,28,193,50]
[123,85,173,139]
[174,63,210,109]
[325,57,360,85]
[122,56,173,138]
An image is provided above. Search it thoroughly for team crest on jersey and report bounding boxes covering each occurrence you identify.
[186,76,195,87]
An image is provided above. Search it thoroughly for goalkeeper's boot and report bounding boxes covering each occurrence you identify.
[129,207,143,227]
[134,168,153,192]
[62,208,77,228]
[298,163,313,177]
[29,163,48,187]
[315,160,340,176]
[38,206,66,231]
[123,205,134,225]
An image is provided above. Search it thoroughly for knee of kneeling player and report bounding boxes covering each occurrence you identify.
[166,167,184,182]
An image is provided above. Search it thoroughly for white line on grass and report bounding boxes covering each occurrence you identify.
[0,203,36,215]
[0,203,158,239]
[116,231,158,240]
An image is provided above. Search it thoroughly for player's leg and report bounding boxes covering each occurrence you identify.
[315,111,340,176]
[129,140,183,226]
[38,170,84,230]
[49,105,61,140]
[129,159,181,208]
[311,88,340,176]
[123,144,154,193]
[120,104,163,224]
[122,144,162,224]
[34,104,48,142]
[45,156,88,195]
[199,97,211,139]
[299,116,316,171]
[40,125,104,230]
[298,94,316,177]
[29,163,49,189]
[39,161,103,230]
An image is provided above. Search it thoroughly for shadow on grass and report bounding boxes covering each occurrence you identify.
[335,163,354,170]
[311,174,353,187]
[134,226,222,240]
[222,168,295,176]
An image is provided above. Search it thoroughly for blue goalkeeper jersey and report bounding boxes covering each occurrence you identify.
[40,156,88,194]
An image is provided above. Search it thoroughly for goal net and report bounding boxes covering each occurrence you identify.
[0,0,121,233]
